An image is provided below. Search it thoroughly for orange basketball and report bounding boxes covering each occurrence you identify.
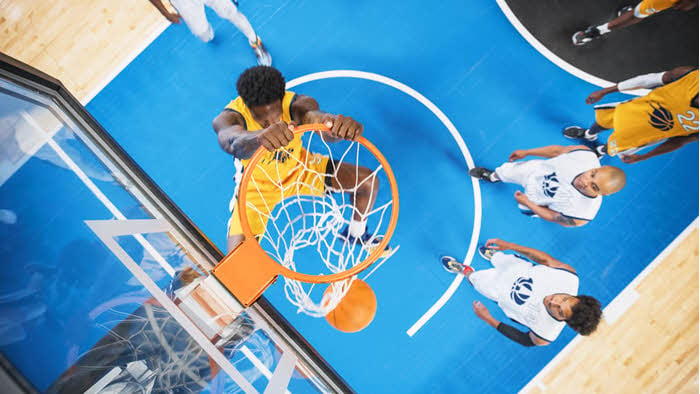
[324,279,377,333]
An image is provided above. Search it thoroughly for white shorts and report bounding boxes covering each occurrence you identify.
[469,252,533,302]
[494,159,546,187]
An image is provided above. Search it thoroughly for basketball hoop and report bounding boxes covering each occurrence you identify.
[213,123,399,316]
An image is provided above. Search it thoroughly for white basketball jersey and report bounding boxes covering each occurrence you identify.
[524,149,602,221]
[498,262,579,342]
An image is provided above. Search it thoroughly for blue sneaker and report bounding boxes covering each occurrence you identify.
[441,256,473,275]
[338,225,392,255]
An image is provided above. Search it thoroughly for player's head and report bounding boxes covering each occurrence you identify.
[543,293,579,321]
[574,166,626,196]
[237,66,286,127]
[565,295,602,336]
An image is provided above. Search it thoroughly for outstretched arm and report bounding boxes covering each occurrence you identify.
[212,110,293,159]
[484,238,576,272]
[586,66,695,104]
[148,0,181,23]
[472,301,549,346]
[621,134,699,163]
[514,192,589,228]
[508,145,590,161]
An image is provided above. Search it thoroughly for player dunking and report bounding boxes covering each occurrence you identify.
[213,66,386,252]
[441,239,602,347]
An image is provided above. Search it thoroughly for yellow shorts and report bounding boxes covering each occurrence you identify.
[635,0,675,17]
[228,151,330,237]
[594,105,616,129]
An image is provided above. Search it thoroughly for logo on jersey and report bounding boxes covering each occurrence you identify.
[510,277,534,305]
[648,102,674,131]
[541,172,559,198]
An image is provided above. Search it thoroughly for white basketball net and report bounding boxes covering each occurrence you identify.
[241,131,397,317]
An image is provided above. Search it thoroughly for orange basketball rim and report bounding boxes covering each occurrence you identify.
[213,123,399,307]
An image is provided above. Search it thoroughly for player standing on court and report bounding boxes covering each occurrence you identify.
[563,67,698,163]
[441,239,602,347]
[149,0,271,65]
[469,145,626,227]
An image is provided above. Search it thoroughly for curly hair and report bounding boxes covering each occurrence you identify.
[236,66,286,107]
[566,295,602,336]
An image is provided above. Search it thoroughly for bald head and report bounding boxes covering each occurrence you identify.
[574,166,626,197]
[595,166,626,195]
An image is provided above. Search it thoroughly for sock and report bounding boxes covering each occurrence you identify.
[250,36,261,47]
[489,172,500,182]
[597,23,610,34]
[348,219,367,238]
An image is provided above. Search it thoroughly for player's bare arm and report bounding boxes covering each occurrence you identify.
[486,238,576,272]
[662,66,696,84]
[148,0,181,23]
[509,145,590,160]
[514,191,588,227]
[622,134,699,163]
[472,301,548,347]
[292,95,364,142]
[212,110,293,158]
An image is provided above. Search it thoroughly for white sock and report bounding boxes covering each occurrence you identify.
[348,219,367,238]
[597,23,610,34]
[489,172,500,182]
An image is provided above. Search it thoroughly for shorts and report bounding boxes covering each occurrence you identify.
[469,252,533,302]
[228,151,332,237]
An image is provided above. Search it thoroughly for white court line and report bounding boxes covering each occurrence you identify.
[519,217,698,393]
[494,0,649,97]
[286,70,482,337]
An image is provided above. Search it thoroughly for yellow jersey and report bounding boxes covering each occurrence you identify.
[224,91,307,175]
[608,70,698,154]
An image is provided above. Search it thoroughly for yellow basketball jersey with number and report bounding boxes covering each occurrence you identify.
[608,70,698,154]
[224,91,307,173]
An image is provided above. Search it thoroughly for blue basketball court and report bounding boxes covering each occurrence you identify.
[1,0,697,392]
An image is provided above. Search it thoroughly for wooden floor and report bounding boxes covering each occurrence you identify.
[0,0,167,103]
[1,1,698,392]
[523,226,699,394]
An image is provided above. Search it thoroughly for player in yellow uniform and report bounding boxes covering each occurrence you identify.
[563,67,698,163]
[213,66,382,252]
[572,0,697,45]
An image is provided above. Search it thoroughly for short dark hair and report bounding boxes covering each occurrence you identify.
[566,295,602,336]
[236,66,285,107]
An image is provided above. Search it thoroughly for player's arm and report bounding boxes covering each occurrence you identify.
[148,0,181,23]
[291,95,364,142]
[621,133,699,163]
[472,301,549,347]
[587,66,695,104]
[508,145,590,161]
[212,110,293,158]
[484,238,577,272]
[513,191,589,227]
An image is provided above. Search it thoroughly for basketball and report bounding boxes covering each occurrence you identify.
[324,279,377,333]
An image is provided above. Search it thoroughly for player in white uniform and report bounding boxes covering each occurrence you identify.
[441,239,602,346]
[150,0,271,66]
[470,145,626,227]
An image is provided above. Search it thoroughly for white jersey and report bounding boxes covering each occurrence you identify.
[523,149,602,221]
[497,261,579,342]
